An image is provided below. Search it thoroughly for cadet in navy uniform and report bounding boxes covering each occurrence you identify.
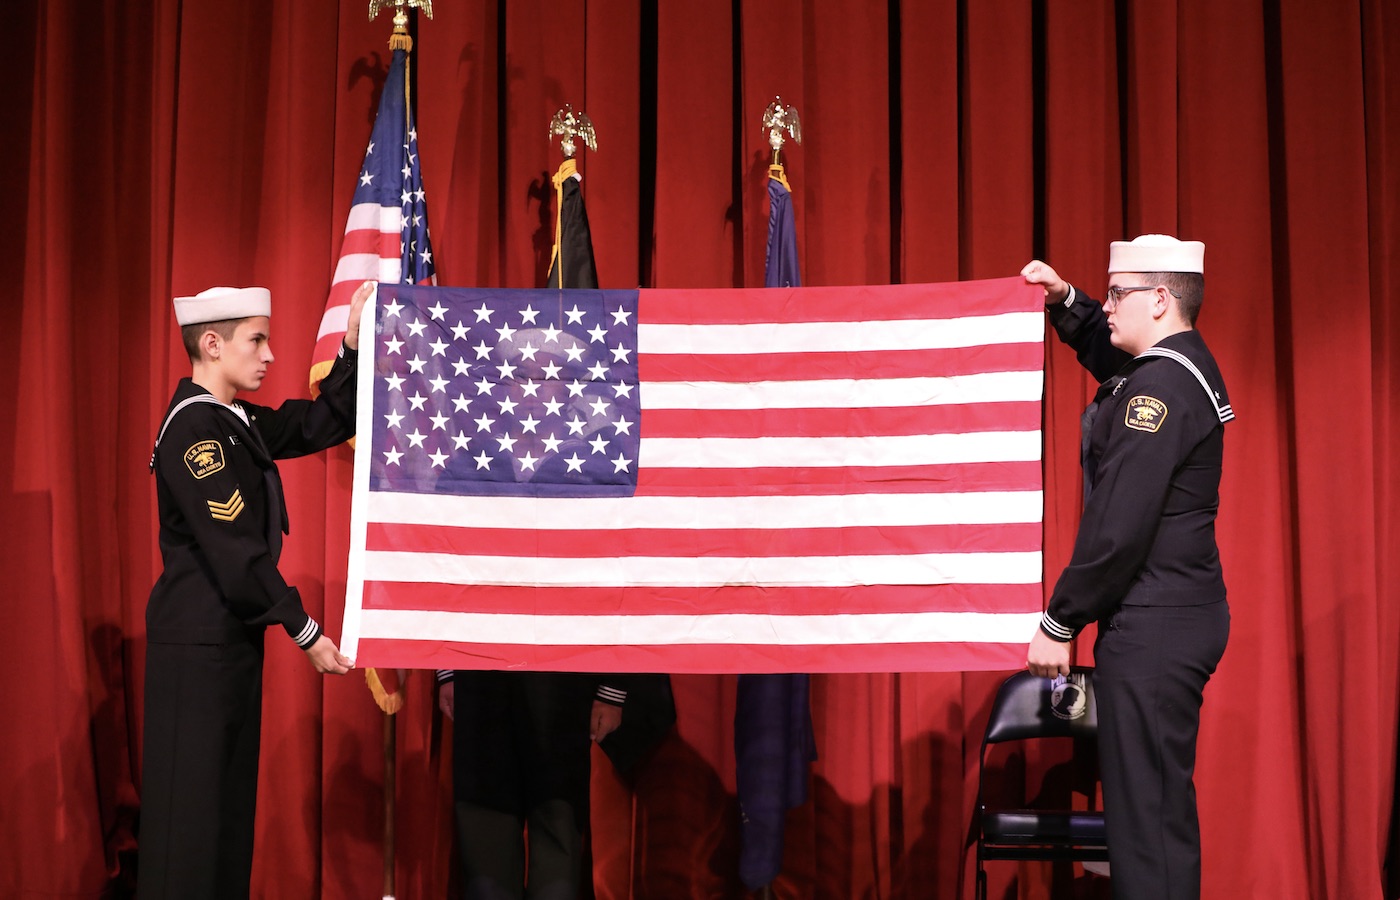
[140,281,373,899]
[1023,236,1233,900]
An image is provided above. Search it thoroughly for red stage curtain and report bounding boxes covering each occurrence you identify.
[5,1,1398,897]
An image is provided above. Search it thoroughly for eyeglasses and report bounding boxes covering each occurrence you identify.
[1104,284,1181,310]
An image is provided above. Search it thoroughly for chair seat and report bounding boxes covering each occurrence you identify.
[982,809,1107,845]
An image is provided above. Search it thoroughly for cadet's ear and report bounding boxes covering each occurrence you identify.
[199,328,223,362]
[1153,286,1174,321]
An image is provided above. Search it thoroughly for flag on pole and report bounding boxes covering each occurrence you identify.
[312,47,436,392]
[316,47,436,714]
[763,166,800,288]
[340,276,1045,674]
[734,165,818,890]
[546,158,597,290]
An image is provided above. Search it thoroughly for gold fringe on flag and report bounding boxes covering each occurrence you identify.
[368,0,435,53]
[366,667,407,715]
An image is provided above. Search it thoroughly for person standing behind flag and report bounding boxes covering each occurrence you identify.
[139,279,373,899]
[1023,235,1233,899]
[436,158,637,900]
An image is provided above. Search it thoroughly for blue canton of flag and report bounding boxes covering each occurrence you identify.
[370,284,641,497]
[394,120,435,286]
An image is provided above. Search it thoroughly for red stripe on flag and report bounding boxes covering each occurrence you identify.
[365,521,1043,559]
[353,637,1031,674]
[361,582,1042,617]
[640,402,1042,439]
[311,334,347,372]
[337,227,399,258]
[632,461,1043,496]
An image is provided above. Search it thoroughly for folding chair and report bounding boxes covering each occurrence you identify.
[973,667,1107,899]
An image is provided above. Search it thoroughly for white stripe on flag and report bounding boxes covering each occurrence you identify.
[317,305,349,343]
[344,200,404,235]
[363,549,1043,587]
[641,371,1043,410]
[364,489,1043,530]
[332,252,402,285]
[639,431,1040,467]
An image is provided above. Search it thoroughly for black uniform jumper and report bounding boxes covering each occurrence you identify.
[139,343,356,899]
[1041,290,1232,900]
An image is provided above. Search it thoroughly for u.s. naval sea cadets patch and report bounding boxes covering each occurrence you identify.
[1124,396,1168,433]
[184,440,226,479]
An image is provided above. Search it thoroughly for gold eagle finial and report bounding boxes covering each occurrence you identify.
[549,104,598,159]
[762,96,802,165]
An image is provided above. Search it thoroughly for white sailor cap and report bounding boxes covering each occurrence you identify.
[1108,234,1205,274]
[173,286,272,326]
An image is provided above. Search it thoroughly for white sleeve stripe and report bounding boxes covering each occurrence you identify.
[294,617,320,647]
[1040,611,1075,641]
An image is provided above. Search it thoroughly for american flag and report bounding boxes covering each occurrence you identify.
[311,48,435,391]
[342,278,1045,673]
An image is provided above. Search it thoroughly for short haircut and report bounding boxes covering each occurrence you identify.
[180,318,244,362]
[1142,272,1205,325]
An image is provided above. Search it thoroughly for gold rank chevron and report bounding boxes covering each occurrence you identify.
[207,489,245,522]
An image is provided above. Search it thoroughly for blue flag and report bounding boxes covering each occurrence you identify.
[734,170,818,890]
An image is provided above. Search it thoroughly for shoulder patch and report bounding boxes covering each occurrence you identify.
[207,488,245,522]
[184,440,226,479]
[1124,395,1168,433]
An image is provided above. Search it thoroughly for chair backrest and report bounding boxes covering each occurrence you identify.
[983,667,1097,746]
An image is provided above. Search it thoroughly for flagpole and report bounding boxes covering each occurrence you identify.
[382,710,396,900]
[736,96,811,898]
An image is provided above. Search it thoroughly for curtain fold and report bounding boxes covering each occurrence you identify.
[6,1,1398,897]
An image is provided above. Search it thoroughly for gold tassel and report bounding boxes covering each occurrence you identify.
[549,158,579,285]
[366,667,405,715]
[387,4,413,52]
[371,0,433,51]
[769,162,791,193]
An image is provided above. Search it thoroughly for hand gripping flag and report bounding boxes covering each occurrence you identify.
[340,277,1045,674]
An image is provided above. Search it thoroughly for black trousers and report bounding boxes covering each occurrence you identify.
[138,637,264,900]
[453,671,594,900]
[455,799,582,900]
[1094,601,1230,900]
